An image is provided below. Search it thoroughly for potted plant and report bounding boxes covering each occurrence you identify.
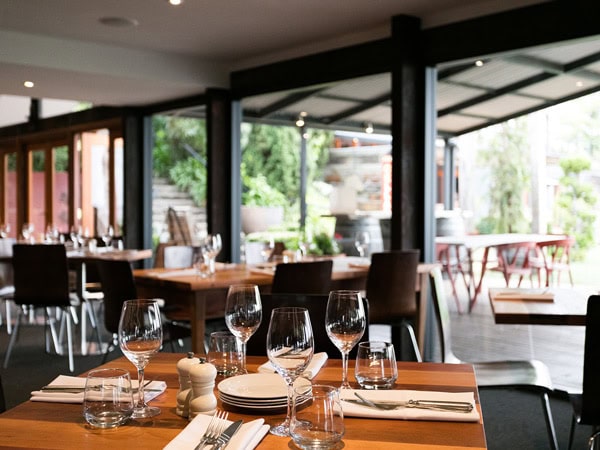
[241,174,287,233]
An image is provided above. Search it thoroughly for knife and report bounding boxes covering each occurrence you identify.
[345,396,473,413]
[214,420,243,450]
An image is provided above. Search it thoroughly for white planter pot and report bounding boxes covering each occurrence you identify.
[241,206,284,233]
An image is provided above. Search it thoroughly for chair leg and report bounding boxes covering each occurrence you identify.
[589,429,600,450]
[64,307,74,373]
[3,308,22,369]
[84,300,104,353]
[568,413,576,450]
[5,300,11,334]
[540,392,559,450]
[402,321,422,362]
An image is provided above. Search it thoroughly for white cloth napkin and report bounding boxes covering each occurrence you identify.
[30,375,167,404]
[164,415,269,450]
[494,292,554,301]
[339,389,480,422]
[153,268,199,278]
[257,352,328,380]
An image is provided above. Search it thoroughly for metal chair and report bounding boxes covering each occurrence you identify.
[271,260,333,295]
[568,295,600,450]
[245,293,370,359]
[429,266,558,450]
[365,250,422,362]
[534,236,575,287]
[3,244,79,372]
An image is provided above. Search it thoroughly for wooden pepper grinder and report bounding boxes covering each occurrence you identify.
[189,357,218,419]
[175,352,200,418]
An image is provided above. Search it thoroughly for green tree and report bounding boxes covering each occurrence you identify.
[476,118,531,233]
[554,156,597,259]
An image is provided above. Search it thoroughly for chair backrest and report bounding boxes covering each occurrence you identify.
[95,259,138,333]
[271,260,333,295]
[268,241,286,262]
[537,236,574,267]
[494,242,537,274]
[0,238,15,290]
[13,244,71,307]
[245,293,370,359]
[163,245,194,269]
[429,266,461,364]
[366,250,420,323]
[580,295,600,423]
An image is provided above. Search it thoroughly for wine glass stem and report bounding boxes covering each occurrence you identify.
[136,367,147,408]
[341,351,351,389]
[283,380,293,429]
[240,340,247,373]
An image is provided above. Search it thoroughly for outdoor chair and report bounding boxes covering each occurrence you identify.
[489,241,539,288]
[4,244,80,373]
[567,295,600,450]
[533,236,575,287]
[429,266,558,450]
[245,293,369,359]
[365,250,422,362]
[271,260,333,295]
[435,242,469,314]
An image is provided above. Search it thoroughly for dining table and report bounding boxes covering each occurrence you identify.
[488,287,589,326]
[0,353,487,449]
[435,233,568,312]
[133,257,439,354]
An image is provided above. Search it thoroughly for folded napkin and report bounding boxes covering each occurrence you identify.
[494,292,554,301]
[338,389,480,422]
[164,415,269,450]
[30,375,167,404]
[257,352,328,380]
[154,268,200,278]
[248,267,275,276]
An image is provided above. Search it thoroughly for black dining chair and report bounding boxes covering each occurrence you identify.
[3,244,79,372]
[245,293,369,359]
[568,295,600,450]
[0,374,5,413]
[365,250,422,362]
[429,266,558,450]
[271,260,333,295]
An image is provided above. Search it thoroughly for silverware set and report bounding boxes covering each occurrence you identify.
[349,392,474,413]
[195,410,243,450]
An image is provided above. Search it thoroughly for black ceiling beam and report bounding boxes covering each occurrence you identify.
[447,83,600,137]
[254,87,326,118]
[324,92,391,124]
[438,72,554,117]
[140,93,207,116]
[423,1,600,65]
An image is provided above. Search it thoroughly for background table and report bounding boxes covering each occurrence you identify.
[0,354,486,449]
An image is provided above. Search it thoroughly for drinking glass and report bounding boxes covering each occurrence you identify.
[267,307,314,436]
[0,223,10,238]
[22,223,34,243]
[200,233,222,274]
[325,290,366,389]
[224,284,262,374]
[354,231,371,259]
[118,299,163,418]
[101,225,114,248]
[208,331,242,376]
[83,368,134,428]
[354,341,398,389]
[261,237,275,262]
[70,225,81,248]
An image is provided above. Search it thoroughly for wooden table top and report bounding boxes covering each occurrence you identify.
[0,354,486,449]
[489,287,589,326]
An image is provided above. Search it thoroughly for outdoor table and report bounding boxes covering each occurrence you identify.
[0,354,487,449]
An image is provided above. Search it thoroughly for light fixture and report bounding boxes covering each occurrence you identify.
[23,81,34,88]
[576,80,584,88]
[475,60,484,67]
[168,0,183,5]
[365,122,374,134]
[295,116,305,127]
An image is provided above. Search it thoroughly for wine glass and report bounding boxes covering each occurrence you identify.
[21,223,34,243]
[224,284,262,374]
[354,231,371,259]
[267,307,314,436]
[325,290,366,389]
[118,299,163,418]
[101,225,114,248]
[260,237,275,262]
[0,223,10,238]
[70,225,81,248]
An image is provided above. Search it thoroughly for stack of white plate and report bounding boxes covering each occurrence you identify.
[218,373,311,412]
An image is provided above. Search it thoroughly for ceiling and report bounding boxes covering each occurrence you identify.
[1,0,598,136]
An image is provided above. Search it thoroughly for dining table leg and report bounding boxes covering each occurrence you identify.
[191,292,207,355]
[469,246,491,312]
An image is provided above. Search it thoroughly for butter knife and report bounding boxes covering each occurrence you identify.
[214,420,243,450]
[348,392,473,412]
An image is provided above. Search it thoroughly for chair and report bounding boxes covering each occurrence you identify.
[271,260,333,295]
[163,245,194,269]
[0,238,15,333]
[429,266,558,450]
[365,250,422,362]
[0,374,5,413]
[490,242,539,288]
[567,295,600,450]
[435,243,469,314]
[3,244,79,372]
[245,293,370,359]
[534,236,575,287]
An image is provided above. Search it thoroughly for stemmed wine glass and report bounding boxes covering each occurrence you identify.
[325,290,366,389]
[0,223,10,238]
[101,225,114,248]
[118,299,163,418]
[22,223,34,243]
[224,284,262,374]
[354,231,371,259]
[267,307,314,436]
[70,225,81,248]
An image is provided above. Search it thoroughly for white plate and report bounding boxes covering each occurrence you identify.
[218,373,310,400]
[219,392,286,405]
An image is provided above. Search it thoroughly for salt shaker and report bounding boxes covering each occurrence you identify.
[189,358,218,419]
[175,352,200,417]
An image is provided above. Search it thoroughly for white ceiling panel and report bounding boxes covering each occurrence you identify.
[519,74,598,100]
[461,94,544,118]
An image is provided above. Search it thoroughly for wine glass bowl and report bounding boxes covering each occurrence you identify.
[118,299,163,418]
[101,225,114,248]
[354,231,371,259]
[224,284,262,374]
[267,307,314,436]
[325,290,366,389]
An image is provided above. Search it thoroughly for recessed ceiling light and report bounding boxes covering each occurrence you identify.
[475,60,484,67]
[99,16,139,27]
[23,81,34,88]
[576,81,584,87]
[168,0,183,5]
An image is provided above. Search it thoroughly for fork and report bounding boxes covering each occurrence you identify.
[194,410,229,450]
